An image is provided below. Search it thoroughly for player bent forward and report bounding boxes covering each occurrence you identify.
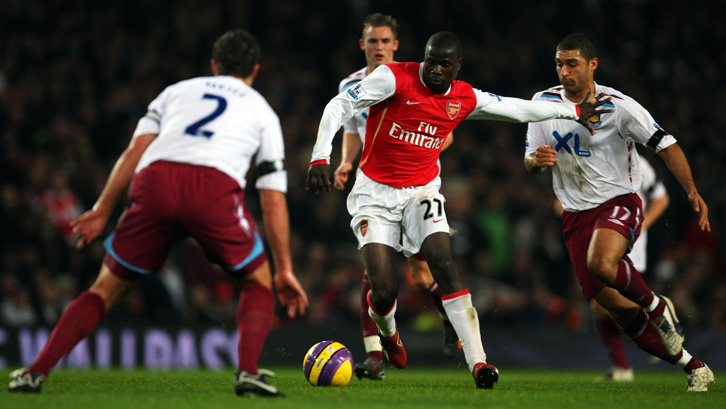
[8,29,308,397]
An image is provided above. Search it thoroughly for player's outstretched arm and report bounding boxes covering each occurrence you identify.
[259,189,309,317]
[657,144,710,232]
[70,133,157,248]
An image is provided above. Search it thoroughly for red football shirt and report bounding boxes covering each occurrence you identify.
[359,62,477,187]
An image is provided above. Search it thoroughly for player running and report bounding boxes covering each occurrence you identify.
[524,33,714,391]
[333,13,459,381]
[307,31,611,389]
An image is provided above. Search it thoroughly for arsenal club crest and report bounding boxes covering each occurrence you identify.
[446,100,461,120]
[360,220,368,237]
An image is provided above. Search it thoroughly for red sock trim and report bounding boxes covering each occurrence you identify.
[366,290,396,315]
[441,289,469,301]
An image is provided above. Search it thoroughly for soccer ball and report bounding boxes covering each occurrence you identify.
[303,340,354,386]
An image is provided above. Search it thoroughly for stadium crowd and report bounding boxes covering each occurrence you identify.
[1,0,724,337]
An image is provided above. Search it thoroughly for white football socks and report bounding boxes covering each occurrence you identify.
[363,335,383,353]
[368,296,398,338]
[442,291,486,371]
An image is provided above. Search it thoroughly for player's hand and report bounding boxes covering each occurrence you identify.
[70,206,111,249]
[273,271,309,318]
[306,164,332,193]
[535,144,558,168]
[576,92,613,135]
[333,162,353,190]
[688,192,710,232]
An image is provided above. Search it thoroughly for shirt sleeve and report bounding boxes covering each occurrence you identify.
[310,65,396,163]
[616,96,676,153]
[133,86,171,137]
[339,81,360,135]
[523,92,549,157]
[525,128,547,159]
[467,90,578,123]
[254,105,288,193]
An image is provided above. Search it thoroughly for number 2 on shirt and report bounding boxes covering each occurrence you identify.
[184,93,227,138]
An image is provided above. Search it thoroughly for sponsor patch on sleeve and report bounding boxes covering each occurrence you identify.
[346,83,367,101]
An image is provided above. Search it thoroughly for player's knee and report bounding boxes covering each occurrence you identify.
[233,261,272,290]
[369,284,398,310]
[587,255,617,284]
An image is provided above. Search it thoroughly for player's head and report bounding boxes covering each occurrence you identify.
[555,33,598,96]
[422,31,462,94]
[360,13,399,71]
[211,29,261,80]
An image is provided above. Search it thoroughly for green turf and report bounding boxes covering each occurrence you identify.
[1,367,721,409]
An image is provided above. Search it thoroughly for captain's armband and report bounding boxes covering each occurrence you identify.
[258,159,285,177]
[646,129,667,152]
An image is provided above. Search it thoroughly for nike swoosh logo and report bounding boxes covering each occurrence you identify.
[406,100,421,105]
[433,219,444,223]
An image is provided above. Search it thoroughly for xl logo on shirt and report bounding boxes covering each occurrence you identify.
[552,131,591,157]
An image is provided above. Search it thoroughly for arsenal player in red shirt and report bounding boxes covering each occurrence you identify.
[307,31,610,389]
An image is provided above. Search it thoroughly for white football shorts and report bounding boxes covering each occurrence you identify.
[347,171,450,257]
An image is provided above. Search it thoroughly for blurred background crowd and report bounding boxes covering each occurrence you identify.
[1,0,724,340]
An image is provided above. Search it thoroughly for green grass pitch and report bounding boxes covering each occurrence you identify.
[1,367,721,409]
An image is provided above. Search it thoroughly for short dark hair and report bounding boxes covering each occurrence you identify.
[362,13,399,39]
[426,31,462,60]
[212,29,260,77]
[557,33,597,61]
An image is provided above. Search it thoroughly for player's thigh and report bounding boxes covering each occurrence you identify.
[588,195,644,273]
[562,210,603,300]
[587,228,631,271]
[191,205,268,275]
[401,186,449,257]
[347,173,406,249]
[107,187,181,273]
